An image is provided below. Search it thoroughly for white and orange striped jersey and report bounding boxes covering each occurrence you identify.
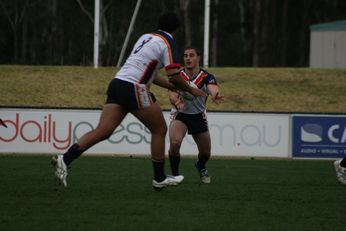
[115,30,180,86]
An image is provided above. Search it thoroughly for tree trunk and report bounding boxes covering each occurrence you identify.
[252,1,261,66]
[21,15,27,64]
[280,0,288,66]
[51,0,58,64]
[211,0,218,67]
[180,0,191,47]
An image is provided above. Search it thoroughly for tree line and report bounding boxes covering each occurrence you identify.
[1,0,345,67]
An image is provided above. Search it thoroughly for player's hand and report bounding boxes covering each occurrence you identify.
[175,100,184,111]
[172,94,185,111]
[212,92,225,104]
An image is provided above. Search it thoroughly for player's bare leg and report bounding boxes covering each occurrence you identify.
[79,104,127,149]
[193,131,211,183]
[63,104,127,164]
[131,102,174,189]
[52,104,127,186]
[132,102,166,162]
[168,120,187,183]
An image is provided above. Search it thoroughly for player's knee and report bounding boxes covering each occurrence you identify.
[170,138,182,150]
[169,149,179,156]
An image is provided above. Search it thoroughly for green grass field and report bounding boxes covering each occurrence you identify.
[1,66,346,230]
[1,155,345,231]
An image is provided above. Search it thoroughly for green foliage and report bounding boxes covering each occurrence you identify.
[1,0,346,66]
[1,65,346,113]
[0,155,345,230]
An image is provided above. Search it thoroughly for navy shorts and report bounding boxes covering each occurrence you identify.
[174,112,208,135]
[105,78,156,111]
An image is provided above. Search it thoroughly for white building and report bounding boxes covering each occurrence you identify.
[309,20,346,68]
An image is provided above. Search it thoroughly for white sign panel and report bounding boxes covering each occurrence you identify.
[0,108,290,157]
[203,112,289,157]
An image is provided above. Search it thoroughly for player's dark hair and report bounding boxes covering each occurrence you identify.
[184,46,200,56]
[157,12,180,33]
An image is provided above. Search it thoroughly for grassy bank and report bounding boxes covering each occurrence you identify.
[1,65,346,113]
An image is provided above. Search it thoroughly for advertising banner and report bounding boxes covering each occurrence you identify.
[0,108,290,157]
[292,115,346,158]
[205,112,289,157]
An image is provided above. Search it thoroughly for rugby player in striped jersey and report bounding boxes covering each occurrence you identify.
[168,47,224,184]
[52,13,205,191]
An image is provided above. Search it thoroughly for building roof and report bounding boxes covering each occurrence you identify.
[310,20,346,32]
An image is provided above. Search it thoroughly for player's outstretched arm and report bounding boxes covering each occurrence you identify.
[166,68,206,97]
[208,84,225,104]
[153,75,176,91]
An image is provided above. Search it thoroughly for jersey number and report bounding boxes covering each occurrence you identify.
[134,37,152,54]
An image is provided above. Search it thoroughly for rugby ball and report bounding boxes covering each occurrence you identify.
[179,82,198,101]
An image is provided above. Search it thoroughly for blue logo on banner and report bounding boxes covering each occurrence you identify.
[292,116,346,158]
[300,124,323,142]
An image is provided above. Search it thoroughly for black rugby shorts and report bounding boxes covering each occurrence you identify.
[175,112,208,135]
[105,78,156,111]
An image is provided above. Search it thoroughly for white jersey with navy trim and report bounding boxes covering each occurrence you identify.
[172,69,218,114]
[115,30,180,87]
